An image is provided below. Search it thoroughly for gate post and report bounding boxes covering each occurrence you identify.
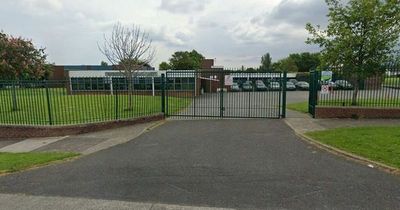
[281,71,287,118]
[308,70,318,118]
[161,73,166,116]
[219,71,224,118]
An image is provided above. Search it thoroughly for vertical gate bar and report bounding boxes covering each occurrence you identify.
[161,73,166,115]
[45,80,53,125]
[220,71,224,118]
[281,71,287,118]
[165,72,169,117]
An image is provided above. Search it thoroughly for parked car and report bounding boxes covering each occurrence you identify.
[231,82,241,92]
[296,81,310,90]
[335,80,353,90]
[289,79,299,85]
[269,81,281,91]
[255,80,268,91]
[286,82,297,91]
[242,82,253,91]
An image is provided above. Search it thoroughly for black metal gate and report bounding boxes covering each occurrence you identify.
[164,70,287,119]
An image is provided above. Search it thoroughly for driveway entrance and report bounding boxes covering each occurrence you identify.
[165,70,287,119]
[0,120,399,209]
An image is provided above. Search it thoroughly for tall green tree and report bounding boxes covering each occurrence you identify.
[0,32,52,80]
[289,52,321,72]
[167,50,205,70]
[159,61,171,70]
[273,57,299,73]
[260,53,272,72]
[306,0,400,105]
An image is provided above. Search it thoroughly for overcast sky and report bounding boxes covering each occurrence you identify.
[0,0,328,68]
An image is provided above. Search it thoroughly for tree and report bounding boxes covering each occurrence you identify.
[168,50,204,70]
[260,53,272,72]
[288,52,321,72]
[0,32,52,80]
[99,23,155,110]
[306,0,400,105]
[273,57,299,72]
[100,61,108,67]
[159,61,171,70]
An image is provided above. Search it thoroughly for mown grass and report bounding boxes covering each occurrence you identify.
[0,152,79,174]
[288,98,400,114]
[287,102,309,113]
[306,126,400,169]
[0,88,190,125]
[384,77,400,87]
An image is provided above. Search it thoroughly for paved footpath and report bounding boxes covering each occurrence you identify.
[0,122,159,155]
[0,119,400,209]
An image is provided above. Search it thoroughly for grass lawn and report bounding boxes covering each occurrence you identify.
[287,102,309,113]
[287,98,400,114]
[384,77,400,87]
[0,152,79,174]
[0,88,190,125]
[306,126,400,169]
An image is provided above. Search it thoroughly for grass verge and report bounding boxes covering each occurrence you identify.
[0,88,190,125]
[287,102,309,113]
[306,126,400,169]
[0,152,79,174]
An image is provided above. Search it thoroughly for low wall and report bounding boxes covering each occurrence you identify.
[315,106,400,119]
[0,114,164,140]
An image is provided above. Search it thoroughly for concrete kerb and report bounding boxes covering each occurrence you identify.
[284,119,400,176]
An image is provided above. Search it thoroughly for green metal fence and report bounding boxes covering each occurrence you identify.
[309,64,400,117]
[165,70,287,119]
[0,79,168,125]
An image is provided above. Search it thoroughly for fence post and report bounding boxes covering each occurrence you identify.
[45,80,53,125]
[161,74,166,116]
[281,71,287,118]
[115,81,119,120]
[11,81,18,111]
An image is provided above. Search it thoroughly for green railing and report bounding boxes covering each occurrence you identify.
[0,79,177,125]
[309,64,400,117]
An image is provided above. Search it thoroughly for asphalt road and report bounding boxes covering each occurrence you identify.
[0,120,400,209]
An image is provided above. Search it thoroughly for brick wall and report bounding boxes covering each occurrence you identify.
[0,115,164,140]
[315,106,400,119]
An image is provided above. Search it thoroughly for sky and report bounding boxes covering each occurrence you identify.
[0,0,328,69]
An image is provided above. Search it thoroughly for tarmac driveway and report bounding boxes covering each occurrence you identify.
[0,119,400,209]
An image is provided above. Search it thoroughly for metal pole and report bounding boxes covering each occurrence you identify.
[45,81,53,125]
[161,74,166,115]
[281,71,287,118]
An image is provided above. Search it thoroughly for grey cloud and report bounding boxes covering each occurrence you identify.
[159,0,209,14]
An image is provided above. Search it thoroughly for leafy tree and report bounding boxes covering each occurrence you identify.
[260,53,272,72]
[168,50,205,70]
[159,61,171,70]
[273,57,299,72]
[288,52,321,72]
[100,61,108,66]
[306,0,400,105]
[0,32,52,80]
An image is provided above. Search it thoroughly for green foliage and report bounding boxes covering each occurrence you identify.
[289,52,321,72]
[260,53,272,72]
[100,61,108,66]
[273,57,299,72]
[306,0,400,105]
[306,0,400,79]
[0,32,52,80]
[159,61,171,70]
[307,126,400,168]
[162,50,205,70]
